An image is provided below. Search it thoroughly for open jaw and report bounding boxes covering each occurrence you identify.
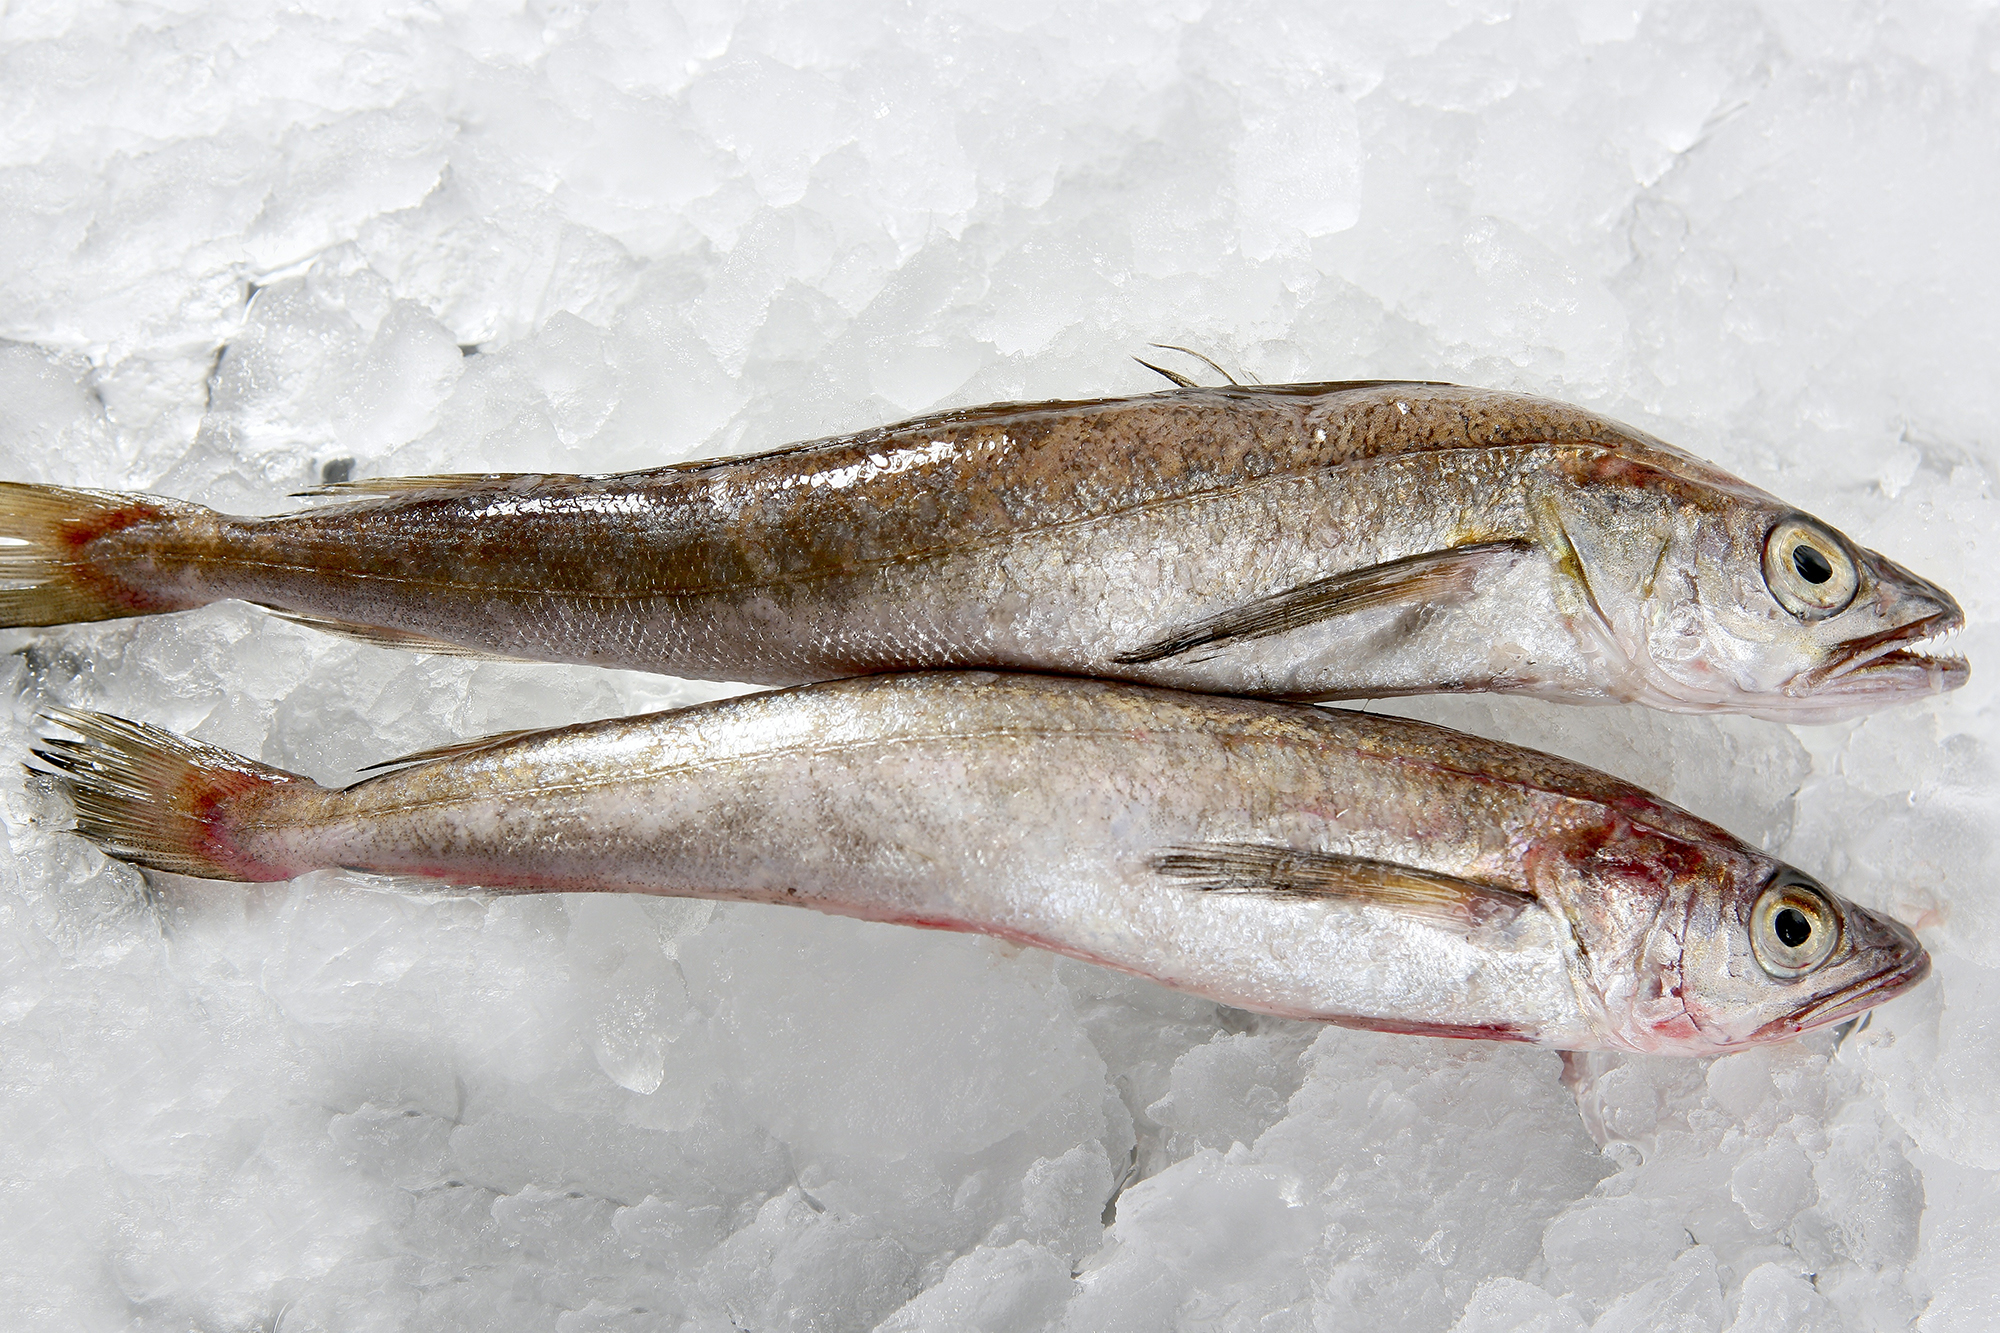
[1832,608,1968,684]
[1798,611,1969,709]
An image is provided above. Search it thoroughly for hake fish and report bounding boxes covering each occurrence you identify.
[33,672,1929,1054]
[0,383,1965,722]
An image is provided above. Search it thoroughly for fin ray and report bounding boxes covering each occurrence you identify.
[1146,343,1242,386]
[291,473,547,499]
[267,610,526,661]
[1117,540,1531,666]
[0,482,197,627]
[1154,841,1532,927]
[353,727,547,775]
[30,707,311,881]
[1135,357,1198,389]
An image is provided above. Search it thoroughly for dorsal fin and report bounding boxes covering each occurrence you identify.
[1134,357,1198,389]
[350,727,547,778]
[1149,344,1250,385]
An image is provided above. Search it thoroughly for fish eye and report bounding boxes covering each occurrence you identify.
[1762,516,1859,620]
[1750,872,1841,979]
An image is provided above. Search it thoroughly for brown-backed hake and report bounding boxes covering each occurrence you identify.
[0,383,1963,721]
[32,672,1928,1054]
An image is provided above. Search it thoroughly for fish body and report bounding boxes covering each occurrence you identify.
[0,383,1964,720]
[36,672,1929,1054]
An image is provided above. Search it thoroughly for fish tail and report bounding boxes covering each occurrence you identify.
[29,708,317,881]
[0,482,210,627]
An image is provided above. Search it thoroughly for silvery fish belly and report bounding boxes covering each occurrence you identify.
[34,673,1929,1054]
[0,383,1965,721]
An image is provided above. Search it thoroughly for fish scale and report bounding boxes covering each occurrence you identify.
[0,381,1965,719]
[31,672,1927,1055]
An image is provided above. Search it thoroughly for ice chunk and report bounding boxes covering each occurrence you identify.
[1070,1030,1607,1330]
[1731,1141,1817,1233]
[687,57,855,209]
[688,1188,920,1331]
[1861,953,2000,1169]
[1145,1024,1315,1161]
[156,257,463,506]
[680,910,1107,1166]
[1906,1153,2000,1333]
[1556,1041,1925,1328]
[1722,1262,1842,1333]
[563,894,706,1096]
[1015,1141,1117,1271]
[1540,1195,1690,1308]
[877,1240,1074,1333]
[0,341,116,483]
[1591,1246,1723,1333]
[1448,1278,1588,1333]
[1064,1145,1318,1332]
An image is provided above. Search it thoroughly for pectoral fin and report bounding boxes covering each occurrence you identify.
[1116,540,1531,666]
[1154,842,1533,928]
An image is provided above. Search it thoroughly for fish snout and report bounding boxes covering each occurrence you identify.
[1848,900,1931,984]
[1859,546,1964,633]
[1796,547,1969,707]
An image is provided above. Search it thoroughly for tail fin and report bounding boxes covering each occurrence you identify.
[29,708,314,881]
[0,482,202,627]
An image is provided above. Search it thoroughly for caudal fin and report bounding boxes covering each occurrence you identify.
[29,708,314,881]
[0,482,202,627]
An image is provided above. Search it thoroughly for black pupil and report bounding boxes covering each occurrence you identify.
[1792,543,1833,585]
[1774,907,1812,948]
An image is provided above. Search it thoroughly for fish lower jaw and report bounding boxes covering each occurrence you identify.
[1862,641,1969,686]
[1715,623,1969,723]
[1753,951,1934,1043]
[1792,633,1970,719]
[1872,620,1968,676]
[1820,614,1968,685]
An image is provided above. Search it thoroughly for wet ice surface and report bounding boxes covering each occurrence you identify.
[0,2,1995,1329]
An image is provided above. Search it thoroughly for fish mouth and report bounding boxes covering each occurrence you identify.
[1807,609,1969,700]
[1760,943,1933,1040]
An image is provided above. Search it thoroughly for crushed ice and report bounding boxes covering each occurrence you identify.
[1,2,1995,1329]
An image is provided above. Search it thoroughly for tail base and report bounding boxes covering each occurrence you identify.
[30,708,309,881]
[0,482,202,628]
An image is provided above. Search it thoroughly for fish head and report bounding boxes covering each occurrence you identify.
[1534,821,1930,1054]
[1547,455,1965,721]
[1684,862,1931,1051]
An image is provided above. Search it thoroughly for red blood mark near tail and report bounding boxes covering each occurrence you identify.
[176,763,301,881]
[61,502,163,548]
[60,500,179,614]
